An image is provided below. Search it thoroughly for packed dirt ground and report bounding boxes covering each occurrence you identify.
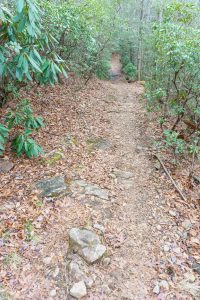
[0,72,200,299]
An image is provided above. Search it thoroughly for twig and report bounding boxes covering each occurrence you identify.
[154,154,189,206]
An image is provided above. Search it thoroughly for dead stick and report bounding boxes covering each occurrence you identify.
[154,154,189,205]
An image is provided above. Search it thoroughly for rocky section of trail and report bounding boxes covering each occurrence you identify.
[0,77,199,300]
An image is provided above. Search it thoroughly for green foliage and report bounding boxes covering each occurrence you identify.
[146,1,200,161]
[0,99,44,158]
[39,0,120,75]
[163,130,186,154]
[6,99,45,130]
[123,62,137,81]
[95,59,110,79]
[11,131,43,158]
[0,0,67,104]
[0,123,9,155]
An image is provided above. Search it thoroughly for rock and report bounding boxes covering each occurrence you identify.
[184,272,196,283]
[93,223,105,233]
[70,180,109,201]
[36,176,69,199]
[86,138,111,151]
[169,210,176,217]
[70,281,87,299]
[68,261,84,281]
[163,245,170,252]
[153,284,160,294]
[182,219,192,230]
[192,262,200,275]
[49,289,57,297]
[85,184,109,200]
[101,284,111,295]
[102,257,111,266]
[43,256,52,265]
[113,169,134,179]
[157,225,162,231]
[84,277,94,289]
[193,175,200,184]
[53,267,60,278]
[160,280,169,290]
[155,161,161,170]
[0,159,14,173]
[69,228,106,264]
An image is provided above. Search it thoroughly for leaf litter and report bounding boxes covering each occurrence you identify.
[0,76,199,299]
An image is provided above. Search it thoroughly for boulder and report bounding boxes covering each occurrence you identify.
[35,176,69,199]
[69,228,106,264]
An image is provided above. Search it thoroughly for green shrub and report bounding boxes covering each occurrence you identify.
[0,0,67,105]
[0,99,44,158]
[95,59,110,79]
[123,62,137,81]
[146,1,200,161]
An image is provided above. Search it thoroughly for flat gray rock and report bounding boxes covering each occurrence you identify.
[69,228,106,264]
[0,159,14,173]
[113,169,134,179]
[85,184,109,200]
[86,138,111,151]
[70,180,109,201]
[36,176,69,199]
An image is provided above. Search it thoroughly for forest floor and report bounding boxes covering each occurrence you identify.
[0,65,200,299]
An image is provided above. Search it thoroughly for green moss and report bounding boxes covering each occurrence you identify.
[44,151,64,166]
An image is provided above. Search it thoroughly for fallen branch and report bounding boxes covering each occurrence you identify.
[154,154,189,206]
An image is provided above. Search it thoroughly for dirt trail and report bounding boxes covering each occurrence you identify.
[2,62,198,299]
[91,80,160,299]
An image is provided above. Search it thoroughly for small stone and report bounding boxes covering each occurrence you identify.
[182,219,192,230]
[155,161,161,170]
[0,159,14,173]
[192,263,200,275]
[160,280,169,290]
[102,284,111,295]
[49,289,57,297]
[84,277,94,289]
[184,272,196,283]
[102,257,111,266]
[93,223,105,233]
[173,247,181,254]
[43,256,52,265]
[70,281,87,299]
[68,261,84,281]
[157,225,162,231]
[153,284,160,294]
[163,245,170,252]
[169,210,176,217]
[53,267,59,278]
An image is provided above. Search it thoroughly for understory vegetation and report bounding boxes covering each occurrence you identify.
[0,0,199,164]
